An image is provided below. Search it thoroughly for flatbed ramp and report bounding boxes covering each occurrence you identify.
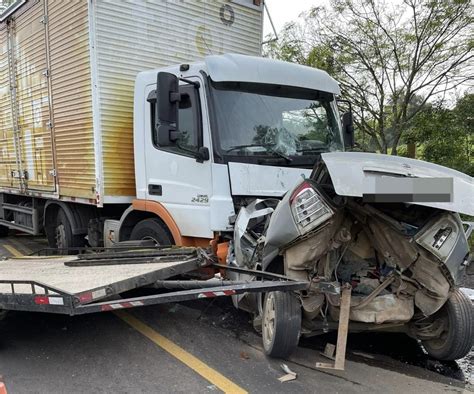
[0,256,197,295]
[0,247,308,316]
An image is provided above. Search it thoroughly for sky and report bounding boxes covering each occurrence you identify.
[263,0,318,37]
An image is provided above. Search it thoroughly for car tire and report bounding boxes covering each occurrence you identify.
[130,218,173,246]
[0,224,8,237]
[422,288,473,361]
[52,209,85,253]
[262,291,301,358]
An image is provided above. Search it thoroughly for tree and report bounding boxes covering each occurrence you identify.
[265,0,473,155]
[407,93,474,175]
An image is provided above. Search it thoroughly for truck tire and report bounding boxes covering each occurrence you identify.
[422,288,473,361]
[0,224,8,237]
[53,209,85,253]
[130,218,173,246]
[262,291,301,358]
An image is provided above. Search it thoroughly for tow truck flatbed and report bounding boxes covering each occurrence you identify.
[0,247,308,316]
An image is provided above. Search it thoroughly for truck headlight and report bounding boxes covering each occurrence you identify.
[289,181,334,234]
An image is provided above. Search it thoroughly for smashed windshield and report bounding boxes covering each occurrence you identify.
[210,81,343,160]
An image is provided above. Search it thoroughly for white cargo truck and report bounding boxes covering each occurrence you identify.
[0,0,353,250]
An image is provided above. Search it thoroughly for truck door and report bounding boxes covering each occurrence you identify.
[2,0,56,193]
[144,76,213,238]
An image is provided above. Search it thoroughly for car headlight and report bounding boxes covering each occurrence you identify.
[289,181,334,234]
[415,214,463,262]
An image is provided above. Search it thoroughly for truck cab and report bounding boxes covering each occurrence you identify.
[116,54,353,246]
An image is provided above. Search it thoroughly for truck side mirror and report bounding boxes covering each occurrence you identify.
[156,72,180,145]
[342,111,354,149]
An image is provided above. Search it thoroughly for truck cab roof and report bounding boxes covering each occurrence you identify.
[136,53,341,95]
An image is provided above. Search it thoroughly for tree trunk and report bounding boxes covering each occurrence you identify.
[407,142,416,158]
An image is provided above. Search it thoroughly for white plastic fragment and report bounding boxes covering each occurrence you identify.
[278,364,297,382]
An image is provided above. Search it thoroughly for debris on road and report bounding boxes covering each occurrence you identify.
[278,364,297,382]
[239,351,250,360]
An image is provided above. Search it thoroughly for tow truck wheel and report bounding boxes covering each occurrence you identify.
[262,291,301,358]
[422,288,473,361]
[130,218,173,246]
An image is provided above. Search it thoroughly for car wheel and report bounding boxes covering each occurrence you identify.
[130,218,173,246]
[422,288,473,361]
[262,291,301,358]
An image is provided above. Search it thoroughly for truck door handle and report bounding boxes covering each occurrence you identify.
[148,184,162,196]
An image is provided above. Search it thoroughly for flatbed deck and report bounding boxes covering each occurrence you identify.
[0,256,195,296]
[0,247,309,316]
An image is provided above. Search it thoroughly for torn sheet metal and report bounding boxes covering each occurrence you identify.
[320,152,474,216]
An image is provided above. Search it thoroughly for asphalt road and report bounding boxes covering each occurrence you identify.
[0,234,472,394]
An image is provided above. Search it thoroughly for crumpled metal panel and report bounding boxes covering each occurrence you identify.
[0,22,17,189]
[13,0,55,192]
[47,0,95,199]
[320,151,474,216]
[93,0,262,198]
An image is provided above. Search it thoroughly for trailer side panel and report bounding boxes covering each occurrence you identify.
[48,0,96,200]
[92,0,263,201]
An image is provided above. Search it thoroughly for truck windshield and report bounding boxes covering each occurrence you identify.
[209,81,343,163]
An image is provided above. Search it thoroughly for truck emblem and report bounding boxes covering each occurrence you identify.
[220,4,235,26]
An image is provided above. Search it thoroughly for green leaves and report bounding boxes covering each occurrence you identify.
[406,94,474,175]
[264,0,473,161]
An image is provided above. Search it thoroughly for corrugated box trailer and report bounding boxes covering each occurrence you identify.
[0,0,262,205]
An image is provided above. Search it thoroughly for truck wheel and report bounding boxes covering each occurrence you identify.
[0,224,8,237]
[422,288,473,361]
[262,291,301,358]
[130,218,173,246]
[53,209,85,253]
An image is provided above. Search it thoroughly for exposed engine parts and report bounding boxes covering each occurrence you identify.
[231,157,472,361]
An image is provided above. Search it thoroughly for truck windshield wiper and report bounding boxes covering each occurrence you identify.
[268,147,293,162]
[225,144,265,153]
[225,144,293,162]
[296,147,328,154]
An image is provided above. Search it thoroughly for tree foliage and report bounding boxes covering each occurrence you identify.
[406,93,474,175]
[265,0,473,155]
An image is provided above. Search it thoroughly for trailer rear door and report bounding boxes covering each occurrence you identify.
[1,1,56,193]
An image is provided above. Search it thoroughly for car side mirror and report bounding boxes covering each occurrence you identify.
[156,72,180,146]
[342,111,354,149]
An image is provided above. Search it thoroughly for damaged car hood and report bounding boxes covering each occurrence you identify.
[320,152,474,216]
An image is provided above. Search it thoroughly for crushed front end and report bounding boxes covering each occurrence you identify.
[232,152,473,361]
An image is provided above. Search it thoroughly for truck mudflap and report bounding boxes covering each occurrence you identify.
[0,247,308,316]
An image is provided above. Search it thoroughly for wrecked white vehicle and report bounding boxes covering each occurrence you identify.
[230,152,473,361]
